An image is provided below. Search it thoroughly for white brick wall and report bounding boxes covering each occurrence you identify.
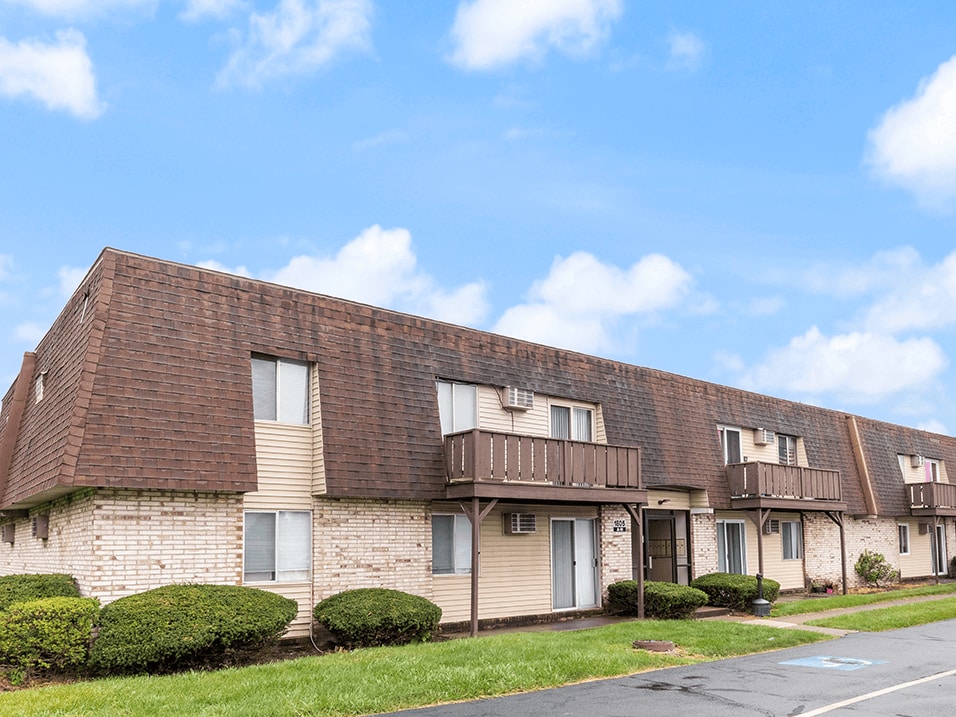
[599,505,634,591]
[313,497,432,603]
[690,511,718,578]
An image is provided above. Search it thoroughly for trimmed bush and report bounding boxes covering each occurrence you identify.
[690,573,780,612]
[0,597,99,678]
[605,580,708,619]
[313,588,442,648]
[0,574,80,611]
[89,584,298,675]
[855,550,899,587]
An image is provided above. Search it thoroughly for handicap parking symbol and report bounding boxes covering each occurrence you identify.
[779,655,888,671]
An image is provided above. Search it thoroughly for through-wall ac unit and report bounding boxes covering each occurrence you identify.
[753,429,775,446]
[1,524,13,544]
[764,519,780,535]
[32,514,49,540]
[503,386,534,410]
[919,523,930,535]
[504,513,537,534]
[912,454,925,468]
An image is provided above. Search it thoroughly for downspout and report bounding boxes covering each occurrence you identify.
[0,352,36,502]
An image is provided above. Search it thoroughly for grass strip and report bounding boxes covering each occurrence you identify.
[0,620,827,717]
[772,582,956,617]
[805,597,956,632]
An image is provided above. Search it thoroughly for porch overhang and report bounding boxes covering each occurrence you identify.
[446,480,648,504]
[731,496,847,512]
[907,483,956,518]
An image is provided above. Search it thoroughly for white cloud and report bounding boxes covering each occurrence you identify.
[58,265,88,297]
[15,321,46,344]
[745,296,785,317]
[666,30,704,71]
[196,259,253,277]
[867,55,956,207]
[494,251,693,354]
[0,30,104,119]
[2,0,155,18]
[216,0,373,89]
[352,129,408,151]
[180,0,245,22]
[738,326,947,403]
[800,246,921,298]
[917,418,948,435]
[449,0,622,70]
[862,250,956,333]
[263,225,489,326]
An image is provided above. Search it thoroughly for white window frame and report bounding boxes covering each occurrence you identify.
[550,402,594,442]
[718,425,742,465]
[243,510,312,583]
[436,381,477,436]
[778,434,798,466]
[717,519,747,574]
[781,520,803,560]
[898,523,911,555]
[926,459,941,482]
[432,514,472,575]
[251,356,310,425]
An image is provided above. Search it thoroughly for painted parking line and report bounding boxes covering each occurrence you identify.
[794,666,956,716]
[779,655,887,671]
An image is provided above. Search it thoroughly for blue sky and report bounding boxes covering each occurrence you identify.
[2,1,956,435]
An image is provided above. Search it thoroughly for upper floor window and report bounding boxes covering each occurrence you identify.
[436,381,477,435]
[252,356,310,424]
[778,434,798,466]
[551,404,592,442]
[926,459,941,482]
[718,425,742,464]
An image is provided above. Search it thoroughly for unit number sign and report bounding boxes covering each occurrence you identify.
[612,519,627,533]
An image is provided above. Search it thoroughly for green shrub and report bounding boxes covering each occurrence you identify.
[605,580,708,619]
[313,588,442,648]
[0,597,99,677]
[0,574,80,610]
[855,550,899,587]
[89,584,298,675]
[690,573,780,611]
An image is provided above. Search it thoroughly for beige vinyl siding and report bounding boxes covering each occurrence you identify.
[741,431,808,466]
[715,511,804,590]
[431,503,598,623]
[898,455,949,485]
[898,521,936,579]
[245,419,317,638]
[476,386,606,443]
[647,490,691,511]
[311,365,326,494]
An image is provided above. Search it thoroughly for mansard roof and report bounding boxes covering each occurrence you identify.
[1,248,951,515]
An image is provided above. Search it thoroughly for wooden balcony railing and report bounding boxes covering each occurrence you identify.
[908,482,956,512]
[444,429,642,490]
[726,461,842,503]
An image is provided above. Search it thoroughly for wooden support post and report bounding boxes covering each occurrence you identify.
[463,497,498,637]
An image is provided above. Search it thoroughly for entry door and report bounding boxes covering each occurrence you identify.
[646,517,676,583]
[717,521,747,574]
[552,518,598,610]
[933,525,948,575]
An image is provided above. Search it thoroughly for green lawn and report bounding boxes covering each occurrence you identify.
[0,621,827,717]
[806,597,956,632]
[772,582,956,617]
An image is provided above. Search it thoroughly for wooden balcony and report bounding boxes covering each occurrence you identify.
[444,429,646,503]
[726,461,846,511]
[908,482,956,517]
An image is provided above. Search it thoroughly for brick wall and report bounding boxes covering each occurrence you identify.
[0,489,95,589]
[313,497,432,602]
[599,505,634,592]
[690,510,717,578]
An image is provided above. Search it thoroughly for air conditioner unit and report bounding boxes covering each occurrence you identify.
[764,519,780,535]
[504,513,537,534]
[503,386,534,410]
[912,454,925,468]
[753,429,775,446]
[1,524,13,544]
[919,523,930,535]
[32,514,49,540]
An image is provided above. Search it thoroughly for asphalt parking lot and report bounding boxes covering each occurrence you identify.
[392,617,956,716]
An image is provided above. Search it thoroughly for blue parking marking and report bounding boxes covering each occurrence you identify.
[779,655,888,671]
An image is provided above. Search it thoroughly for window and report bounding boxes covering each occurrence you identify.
[778,434,797,466]
[436,381,477,435]
[782,521,803,560]
[432,514,472,575]
[926,459,940,482]
[717,520,746,574]
[243,510,311,582]
[718,425,742,464]
[551,405,593,442]
[898,524,910,555]
[251,356,310,424]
